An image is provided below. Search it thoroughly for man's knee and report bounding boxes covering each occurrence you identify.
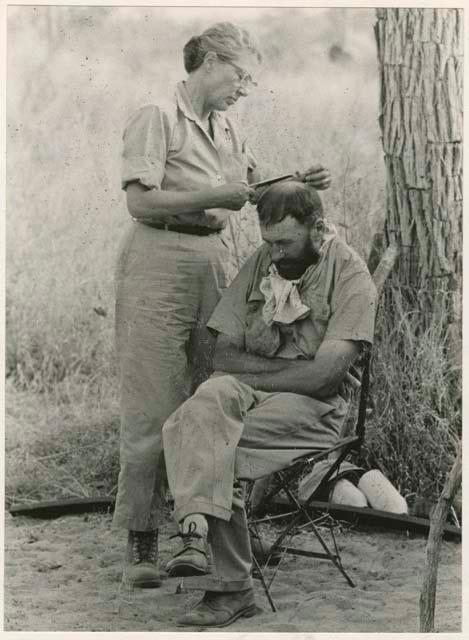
[163,374,250,442]
[195,375,245,404]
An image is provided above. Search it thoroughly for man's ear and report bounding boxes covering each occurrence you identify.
[309,218,325,247]
[311,218,325,235]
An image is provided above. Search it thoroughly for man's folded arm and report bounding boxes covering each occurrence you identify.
[214,334,361,400]
[213,333,295,375]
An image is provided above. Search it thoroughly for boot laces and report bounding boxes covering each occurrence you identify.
[131,530,158,564]
[170,521,203,549]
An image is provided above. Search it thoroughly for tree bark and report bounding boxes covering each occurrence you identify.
[375,9,462,332]
[419,443,462,632]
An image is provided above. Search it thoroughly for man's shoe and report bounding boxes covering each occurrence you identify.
[177,589,257,627]
[123,529,161,588]
[166,521,209,577]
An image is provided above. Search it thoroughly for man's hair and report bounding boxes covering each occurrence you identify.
[257,181,324,227]
[183,22,262,73]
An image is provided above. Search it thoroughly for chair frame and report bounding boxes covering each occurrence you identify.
[246,351,371,612]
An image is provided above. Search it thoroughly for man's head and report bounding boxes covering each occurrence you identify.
[257,181,325,280]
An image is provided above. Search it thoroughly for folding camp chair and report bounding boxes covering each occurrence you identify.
[234,353,370,612]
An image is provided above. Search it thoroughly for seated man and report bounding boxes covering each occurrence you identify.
[162,181,377,628]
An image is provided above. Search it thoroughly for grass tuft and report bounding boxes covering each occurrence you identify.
[5,378,120,506]
[361,284,461,501]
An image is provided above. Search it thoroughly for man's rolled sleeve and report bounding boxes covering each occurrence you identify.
[207,288,246,345]
[121,105,170,190]
[207,255,258,344]
[325,269,377,346]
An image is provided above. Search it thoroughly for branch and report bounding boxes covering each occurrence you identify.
[371,242,399,296]
[419,443,462,632]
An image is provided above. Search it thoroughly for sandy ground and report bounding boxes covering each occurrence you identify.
[3,510,461,633]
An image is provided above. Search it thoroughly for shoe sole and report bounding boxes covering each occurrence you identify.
[125,578,162,588]
[177,603,258,628]
[167,562,208,578]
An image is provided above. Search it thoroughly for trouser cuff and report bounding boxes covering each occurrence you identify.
[183,575,254,592]
[175,499,233,523]
[111,512,161,531]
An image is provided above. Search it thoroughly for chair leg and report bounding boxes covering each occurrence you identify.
[328,519,355,587]
[249,519,277,612]
[271,473,356,588]
[251,551,277,612]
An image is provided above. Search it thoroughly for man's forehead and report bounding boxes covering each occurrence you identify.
[260,216,307,241]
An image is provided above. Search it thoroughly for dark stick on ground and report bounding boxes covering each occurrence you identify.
[419,443,462,632]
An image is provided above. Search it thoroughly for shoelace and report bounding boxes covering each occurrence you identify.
[132,531,158,564]
[170,521,204,546]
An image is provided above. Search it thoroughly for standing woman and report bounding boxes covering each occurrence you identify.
[114,21,331,588]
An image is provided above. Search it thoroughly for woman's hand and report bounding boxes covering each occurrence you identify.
[213,181,254,210]
[248,187,268,205]
[295,164,332,190]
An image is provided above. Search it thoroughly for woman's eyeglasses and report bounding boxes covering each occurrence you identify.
[221,58,258,88]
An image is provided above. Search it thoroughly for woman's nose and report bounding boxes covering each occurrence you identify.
[236,85,249,97]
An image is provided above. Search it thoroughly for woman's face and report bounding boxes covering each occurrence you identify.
[205,52,258,111]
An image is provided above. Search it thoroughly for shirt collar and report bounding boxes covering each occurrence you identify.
[176,81,223,126]
[176,81,198,122]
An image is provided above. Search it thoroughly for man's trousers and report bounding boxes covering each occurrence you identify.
[163,374,349,591]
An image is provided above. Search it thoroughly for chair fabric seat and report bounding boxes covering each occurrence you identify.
[235,447,321,481]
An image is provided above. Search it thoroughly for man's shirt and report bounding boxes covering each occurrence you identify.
[208,234,377,359]
[121,81,257,229]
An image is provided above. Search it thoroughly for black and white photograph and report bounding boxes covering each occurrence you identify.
[3,3,464,634]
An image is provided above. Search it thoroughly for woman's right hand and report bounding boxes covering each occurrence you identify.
[213,181,254,210]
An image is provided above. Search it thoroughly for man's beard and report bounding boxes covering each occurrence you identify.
[274,238,320,280]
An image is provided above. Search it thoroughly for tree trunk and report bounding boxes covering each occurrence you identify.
[375,9,462,335]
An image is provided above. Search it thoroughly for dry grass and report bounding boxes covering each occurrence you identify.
[5,378,120,505]
[361,285,461,501]
[6,7,384,391]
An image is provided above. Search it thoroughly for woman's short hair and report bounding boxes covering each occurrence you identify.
[183,22,262,73]
[257,181,324,227]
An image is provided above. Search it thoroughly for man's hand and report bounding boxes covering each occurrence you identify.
[295,164,332,190]
[213,181,254,210]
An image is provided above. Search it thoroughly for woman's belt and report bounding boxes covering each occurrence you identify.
[140,221,222,236]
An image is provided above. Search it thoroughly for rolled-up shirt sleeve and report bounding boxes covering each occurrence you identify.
[324,263,377,346]
[207,253,260,345]
[121,105,171,190]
